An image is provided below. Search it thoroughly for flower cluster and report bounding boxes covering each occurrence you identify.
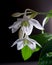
[9,9,48,50]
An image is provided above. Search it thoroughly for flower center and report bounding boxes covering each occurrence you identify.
[23,39,29,45]
[21,21,30,27]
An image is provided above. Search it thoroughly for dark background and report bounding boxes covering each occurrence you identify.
[0,0,52,63]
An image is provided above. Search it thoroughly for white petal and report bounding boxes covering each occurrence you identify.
[27,37,42,48]
[11,39,18,47]
[42,17,48,27]
[22,25,33,35]
[36,41,42,47]
[29,19,44,30]
[28,21,33,35]
[11,38,24,47]
[11,27,19,33]
[9,20,21,33]
[17,41,24,50]
[26,37,36,49]
[27,42,36,50]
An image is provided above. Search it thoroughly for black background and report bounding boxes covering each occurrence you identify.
[0,0,52,63]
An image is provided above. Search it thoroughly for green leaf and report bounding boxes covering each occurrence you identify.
[38,40,52,65]
[38,54,52,65]
[21,33,52,60]
[30,33,52,46]
[21,46,33,60]
[46,52,52,57]
[47,10,52,18]
[21,45,41,60]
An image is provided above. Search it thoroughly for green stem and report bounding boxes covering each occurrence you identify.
[39,12,52,15]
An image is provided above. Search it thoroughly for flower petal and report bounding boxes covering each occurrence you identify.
[9,20,21,33]
[31,39,41,47]
[27,37,36,49]
[22,25,33,35]
[27,37,42,48]
[11,39,24,47]
[34,40,41,47]
[42,17,48,27]
[11,40,18,47]
[17,41,24,50]
[27,42,36,50]
[29,19,44,30]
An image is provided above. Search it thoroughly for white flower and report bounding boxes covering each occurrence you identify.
[11,35,41,50]
[9,16,44,35]
[9,9,44,35]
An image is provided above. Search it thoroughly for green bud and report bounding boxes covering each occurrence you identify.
[46,52,52,57]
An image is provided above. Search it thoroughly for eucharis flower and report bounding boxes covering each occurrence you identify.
[11,35,41,50]
[9,9,44,35]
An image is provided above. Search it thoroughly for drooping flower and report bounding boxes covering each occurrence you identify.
[9,9,44,35]
[11,35,41,50]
